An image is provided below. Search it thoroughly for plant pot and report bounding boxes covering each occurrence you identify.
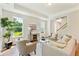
[5,42,12,49]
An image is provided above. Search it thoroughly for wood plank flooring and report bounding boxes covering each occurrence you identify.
[0,42,79,56]
[75,42,79,56]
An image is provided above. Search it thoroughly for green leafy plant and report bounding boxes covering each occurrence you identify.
[1,17,9,27]
[1,17,11,42]
[1,17,22,42]
[3,32,11,42]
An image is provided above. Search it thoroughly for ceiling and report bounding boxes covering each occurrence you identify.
[16,3,79,17]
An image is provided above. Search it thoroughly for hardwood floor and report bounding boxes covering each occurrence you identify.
[75,42,79,56]
[0,46,19,56]
[0,41,79,56]
[0,46,35,56]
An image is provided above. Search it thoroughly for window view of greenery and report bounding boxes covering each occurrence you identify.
[13,17,23,37]
[1,17,23,42]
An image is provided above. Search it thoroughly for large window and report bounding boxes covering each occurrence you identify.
[13,16,23,37]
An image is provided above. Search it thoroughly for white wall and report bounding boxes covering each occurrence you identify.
[50,20,55,34]
[51,10,79,40]
[0,5,3,51]
[0,5,2,37]
[67,10,79,39]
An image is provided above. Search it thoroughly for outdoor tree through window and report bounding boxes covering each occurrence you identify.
[13,17,23,37]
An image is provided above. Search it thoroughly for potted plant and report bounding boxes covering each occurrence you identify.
[1,17,13,49]
[3,31,12,49]
[0,17,23,49]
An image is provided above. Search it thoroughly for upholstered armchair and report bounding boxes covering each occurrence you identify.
[16,40,37,56]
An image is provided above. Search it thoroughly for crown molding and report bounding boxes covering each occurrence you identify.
[50,6,79,19]
[2,6,48,21]
[15,4,49,18]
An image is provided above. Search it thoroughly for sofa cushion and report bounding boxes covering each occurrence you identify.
[62,35,72,42]
[49,41,67,48]
[56,35,72,45]
[54,42,66,48]
[56,39,66,44]
[49,34,72,49]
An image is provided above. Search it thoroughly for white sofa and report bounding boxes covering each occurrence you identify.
[42,38,76,56]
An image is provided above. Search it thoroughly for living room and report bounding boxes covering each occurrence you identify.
[0,3,79,56]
